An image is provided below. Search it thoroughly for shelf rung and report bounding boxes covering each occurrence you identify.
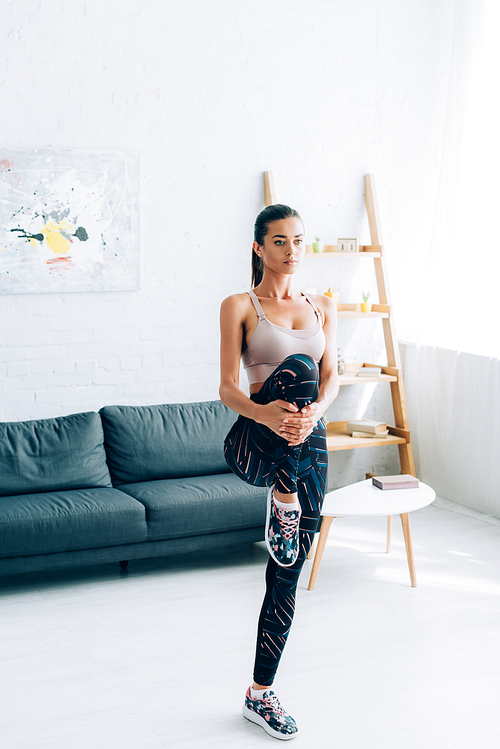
[363,362,399,377]
[388,425,411,440]
[339,374,397,385]
[339,362,399,384]
[325,421,406,451]
[338,304,390,312]
[337,303,390,319]
[305,245,381,257]
[337,311,389,319]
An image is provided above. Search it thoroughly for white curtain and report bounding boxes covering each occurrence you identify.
[418,0,500,358]
[406,1,500,517]
[413,345,500,517]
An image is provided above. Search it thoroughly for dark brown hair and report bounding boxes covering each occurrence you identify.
[251,204,304,287]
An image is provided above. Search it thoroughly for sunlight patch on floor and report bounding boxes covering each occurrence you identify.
[374,567,500,595]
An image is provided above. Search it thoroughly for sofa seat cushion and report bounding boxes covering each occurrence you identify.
[0,411,112,497]
[0,488,147,558]
[117,473,267,540]
[100,400,237,485]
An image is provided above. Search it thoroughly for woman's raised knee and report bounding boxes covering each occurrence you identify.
[280,353,318,371]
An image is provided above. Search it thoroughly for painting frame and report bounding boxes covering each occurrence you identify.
[0,149,140,294]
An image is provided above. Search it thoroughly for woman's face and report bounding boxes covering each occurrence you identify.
[254,217,305,276]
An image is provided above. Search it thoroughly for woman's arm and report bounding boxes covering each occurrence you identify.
[316,293,340,413]
[219,295,301,434]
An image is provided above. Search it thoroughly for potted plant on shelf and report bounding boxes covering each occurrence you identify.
[312,237,324,253]
[361,291,372,313]
[324,286,339,308]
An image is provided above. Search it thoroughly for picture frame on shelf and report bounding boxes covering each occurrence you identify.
[337,238,358,252]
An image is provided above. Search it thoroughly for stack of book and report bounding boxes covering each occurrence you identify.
[346,418,388,439]
[357,366,382,377]
[372,475,420,490]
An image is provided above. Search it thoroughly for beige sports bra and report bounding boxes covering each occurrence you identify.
[241,289,326,385]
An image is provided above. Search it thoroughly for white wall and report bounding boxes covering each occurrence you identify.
[1,0,454,481]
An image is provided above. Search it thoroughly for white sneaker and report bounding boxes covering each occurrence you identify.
[242,686,299,740]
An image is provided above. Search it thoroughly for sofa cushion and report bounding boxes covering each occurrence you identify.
[0,488,147,558]
[0,412,112,497]
[117,473,267,540]
[100,400,238,485]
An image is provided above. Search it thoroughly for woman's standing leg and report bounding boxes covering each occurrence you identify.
[231,405,327,741]
[252,420,327,687]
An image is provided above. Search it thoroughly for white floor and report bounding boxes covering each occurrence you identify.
[1,501,500,749]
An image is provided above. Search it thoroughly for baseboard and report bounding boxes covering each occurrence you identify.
[432,495,500,527]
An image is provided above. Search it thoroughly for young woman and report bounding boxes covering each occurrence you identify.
[219,204,339,740]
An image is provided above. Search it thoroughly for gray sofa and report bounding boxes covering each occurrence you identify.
[0,400,267,577]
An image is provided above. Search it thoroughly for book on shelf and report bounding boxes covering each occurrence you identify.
[357,366,382,377]
[351,430,389,439]
[346,418,387,434]
[372,475,420,490]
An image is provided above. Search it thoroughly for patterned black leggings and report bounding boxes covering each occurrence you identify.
[224,354,328,686]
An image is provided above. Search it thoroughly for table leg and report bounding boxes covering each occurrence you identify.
[306,534,316,560]
[400,512,416,587]
[386,516,392,553]
[308,516,334,591]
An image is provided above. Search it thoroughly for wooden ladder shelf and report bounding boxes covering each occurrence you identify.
[263,171,415,477]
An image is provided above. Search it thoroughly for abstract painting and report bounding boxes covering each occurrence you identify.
[0,149,140,294]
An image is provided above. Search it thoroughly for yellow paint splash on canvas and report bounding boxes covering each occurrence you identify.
[41,220,75,255]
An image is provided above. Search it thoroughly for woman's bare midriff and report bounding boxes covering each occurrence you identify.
[249,383,264,395]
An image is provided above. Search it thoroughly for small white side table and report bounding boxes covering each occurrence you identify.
[308,478,436,590]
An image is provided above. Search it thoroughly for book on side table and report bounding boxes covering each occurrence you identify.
[372,475,420,490]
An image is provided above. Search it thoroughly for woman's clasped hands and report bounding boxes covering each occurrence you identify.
[259,400,323,446]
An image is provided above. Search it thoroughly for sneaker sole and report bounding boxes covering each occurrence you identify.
[242,705,299,740]
[264,486,300,568]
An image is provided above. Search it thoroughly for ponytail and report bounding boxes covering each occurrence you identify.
[251,251,264,288]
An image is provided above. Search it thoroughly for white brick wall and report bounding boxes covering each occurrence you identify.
[1,0,454,482]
